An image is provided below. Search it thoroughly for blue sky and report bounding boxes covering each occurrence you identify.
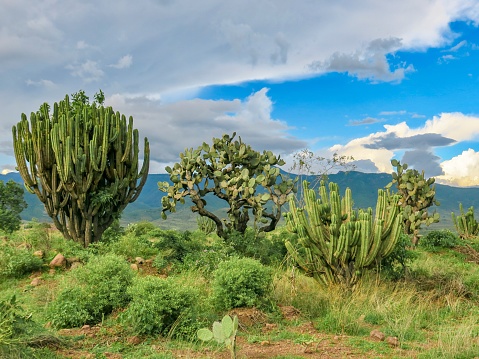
[1,1,479,186]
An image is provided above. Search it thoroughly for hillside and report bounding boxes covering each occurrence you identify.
[1,171,478,230]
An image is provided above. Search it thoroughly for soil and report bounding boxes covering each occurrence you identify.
[50,307,415,359]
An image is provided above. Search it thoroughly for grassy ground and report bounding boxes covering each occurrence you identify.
[2,224,479,358]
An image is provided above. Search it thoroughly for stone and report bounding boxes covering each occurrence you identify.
[49,253,66,268]
[135,257,145,264]
[130,263,139,271]
[30,277,42,286]
[370,329,385,341]
[386,336,399,347]
[33,250,44,259]
[82,324,91,330]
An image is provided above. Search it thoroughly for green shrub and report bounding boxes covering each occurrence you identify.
[125,221,157,237]
[0,246,43,278]
[123,276,200,337]
[110,233,159,259]
[212,257,273,310]
[224,228,288,265]
[379,233,417,280]
[179,245,232,275]
[47,254,134,328]
[420,230,459,251]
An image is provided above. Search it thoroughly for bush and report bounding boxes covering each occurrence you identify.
[379,233,417,280]
[212,257,273,310]
[47,254,134,328]
[224,228,288,265]
[110,233,159,259]
[0,246,43,278]
[122,276,200,337]
[420,230,459,251]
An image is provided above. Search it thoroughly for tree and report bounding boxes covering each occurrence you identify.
[159,133,296,239]
[386,159,439,245]
[12,91,149,247]
[0,180,27,233]
[289,149,355,205]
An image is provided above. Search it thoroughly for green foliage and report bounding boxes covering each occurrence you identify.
[224,228,288,265]
[197,315,239,359]
[160,132,296,238]
[0,246,43,278]
[420,230,459,251]
[123,276,200,337]
[47,254,134,328]
[379,233,417,280]
[452,203,479,239]
[284,180,403,287]
[101,218,124,243]
[386,159,440,245]
[110,233,159,259]
[125,221,158,237]
[212,257,273,310]
[12,90,150,247]
[197,216,216,235]
[0,180,27,233]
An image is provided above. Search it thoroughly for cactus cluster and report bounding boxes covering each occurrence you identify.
[159,132,296,238]
[12,92,149,247]
[197,315,238,359]
[386,159,440,245]
[452,203,479,239]
[284,180,403,287]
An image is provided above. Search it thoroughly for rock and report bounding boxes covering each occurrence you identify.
[370,329,385,341]
[49,253,66,268]
[130,263,139,271]
[82,324,91,330]
[30,277,42,286]
[386,336,399,347]
[127,336,142,345]
[135,257,145,264]
[33,250,44,259]
[66,257,81,266]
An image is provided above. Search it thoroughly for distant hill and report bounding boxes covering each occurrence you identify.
[2,170,478,231]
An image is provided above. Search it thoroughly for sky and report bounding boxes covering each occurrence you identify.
[1,0,479,187]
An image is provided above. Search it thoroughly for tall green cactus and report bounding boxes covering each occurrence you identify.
[284,180,403,287]
[386,160,440,245]
[12,91,150,247]
[452,203,479,239]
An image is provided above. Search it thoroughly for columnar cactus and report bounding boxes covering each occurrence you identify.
[452,204,479,239]
[386,160,440,245]
[284,180,403,287]
[159,132,296,239]
[12,91,150,247]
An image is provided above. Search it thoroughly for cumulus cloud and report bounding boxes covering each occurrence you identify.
[107,88,307,173]
[110,54,133,69]
[310,38,415,83]
[66,60,104,82]
[439,149,479,187]
[364,133,456,150]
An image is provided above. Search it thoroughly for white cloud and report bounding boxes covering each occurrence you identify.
[66,60,104,82]
[439,149,479,186]
[25,79,56,88]
[110,54,133,69]
[106,88,307,173]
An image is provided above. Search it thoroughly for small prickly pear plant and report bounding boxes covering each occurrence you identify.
[197,216,216,235]
[452,203,479,239]
[197,315,239,359]
[386,159,440,246]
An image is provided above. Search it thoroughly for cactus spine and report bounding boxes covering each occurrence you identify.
[452,203,479,239]
[284,180,403,287]
[12,92,150,247]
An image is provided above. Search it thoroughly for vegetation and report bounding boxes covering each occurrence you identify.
[12,90,150,246]
[0,179,27,233]
[386,159,440,245]
[285,180,403,287]
[197,315,239,359]
[159,132,296,238]
[452,203,479,239]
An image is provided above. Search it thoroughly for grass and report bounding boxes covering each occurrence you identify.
[3,224,479,358]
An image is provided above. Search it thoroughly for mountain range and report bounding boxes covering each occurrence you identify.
[1,171,478,231]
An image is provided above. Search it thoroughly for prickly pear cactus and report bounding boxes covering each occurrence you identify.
[452,203,479,239]
[386,159,440,245]
[197,315,238,359]
[159,132,296,239]
[284,180,403,287]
